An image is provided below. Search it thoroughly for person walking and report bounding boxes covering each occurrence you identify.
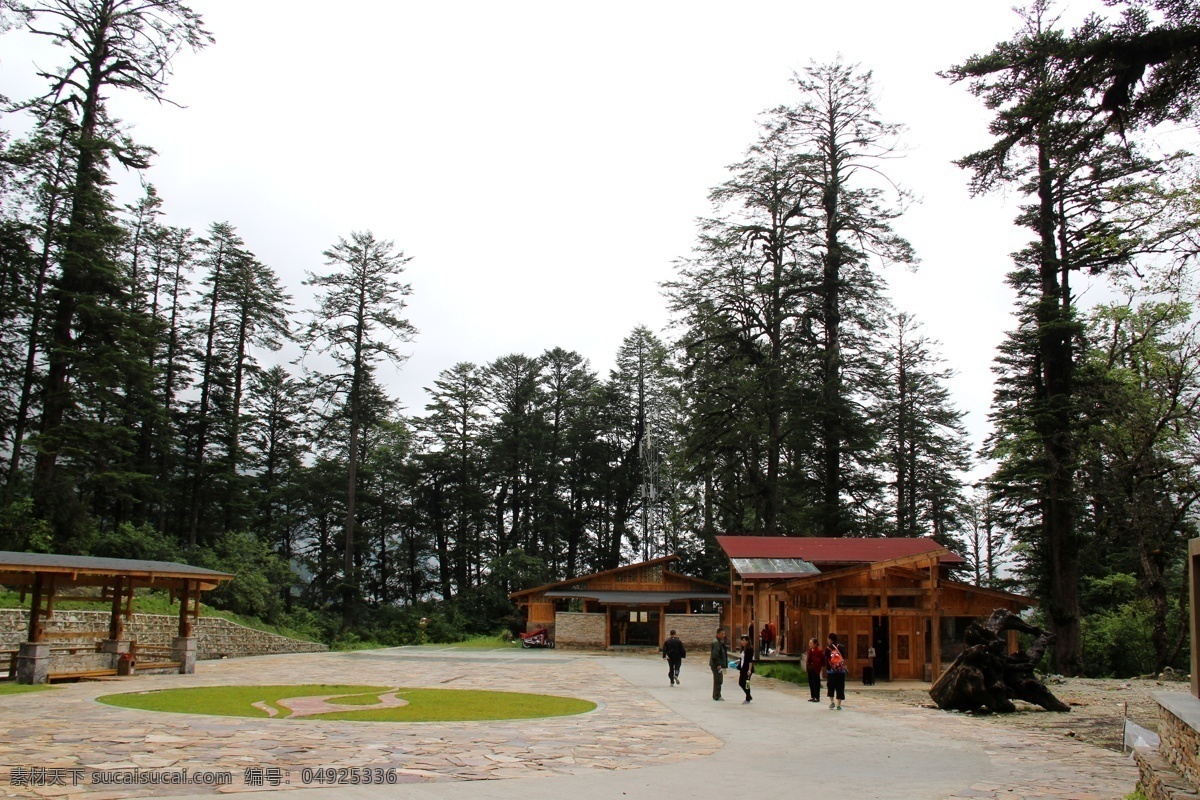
[709,627,729,701]
[825,632,848,710]
[663,629,686,686]
[737,634,755,704]
[805,636,825,702]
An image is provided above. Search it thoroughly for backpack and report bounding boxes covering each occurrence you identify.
[827,644,846,673]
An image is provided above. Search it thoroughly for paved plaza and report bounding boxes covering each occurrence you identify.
[0,647,1137,799]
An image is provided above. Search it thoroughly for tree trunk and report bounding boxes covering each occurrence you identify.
[1035,134,1082,676]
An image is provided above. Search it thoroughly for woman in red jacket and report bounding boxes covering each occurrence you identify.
[805,637,825,702]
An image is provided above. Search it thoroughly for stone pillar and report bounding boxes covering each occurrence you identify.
[100,638,132,673]
[173,636,196,674]
[16,642,50,685]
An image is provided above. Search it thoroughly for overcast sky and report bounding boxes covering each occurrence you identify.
[2,1,1127,472]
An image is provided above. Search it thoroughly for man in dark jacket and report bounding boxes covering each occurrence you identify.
[709,628,729,701]
[662,629,686,686]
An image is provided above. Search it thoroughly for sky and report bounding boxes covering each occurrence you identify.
[0,1,1124,471]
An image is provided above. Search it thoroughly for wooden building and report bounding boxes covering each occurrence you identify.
[510,556,729,650]
[717,536,1034,682]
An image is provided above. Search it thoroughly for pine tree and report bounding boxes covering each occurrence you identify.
[784,60,915,536]
[878,313,971,541]
[13,1,210,527]
[948,1,1179,673]
[303,230,416,630]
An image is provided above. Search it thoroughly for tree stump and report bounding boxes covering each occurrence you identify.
[929,609,1070,713]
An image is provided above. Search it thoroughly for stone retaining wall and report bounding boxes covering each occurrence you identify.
[665,613,721,650]
[1137,693,1200,800]
[1158,702,1200,788]
[0,609,326,662]
[554,612,606,649]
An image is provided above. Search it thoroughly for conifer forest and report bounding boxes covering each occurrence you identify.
[1,1,1199,677]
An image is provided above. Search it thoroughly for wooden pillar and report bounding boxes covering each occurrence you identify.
[178,580,193,638]
[879,571,889,680]
[929,555,941,683]
[19,572,52,684]
[108,576,125,641]
[26,572,45,643]
[1190,538,1200,699]
[828,584,838,643]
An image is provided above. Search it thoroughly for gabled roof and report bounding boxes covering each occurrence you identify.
[509,555,726,600]
[0,550,234,591]
[715,535,966,566]
[542,590,729,604]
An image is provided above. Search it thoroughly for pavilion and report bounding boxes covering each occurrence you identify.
[0,551,233,683]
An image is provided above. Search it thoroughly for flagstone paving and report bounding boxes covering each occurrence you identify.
[0,647,1141,799]
[0,648,719,798]
[758,673,1139,800]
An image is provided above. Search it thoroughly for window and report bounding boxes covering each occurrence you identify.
[896,634,911,661]
[837,595,869,608]
[856,634,870,659]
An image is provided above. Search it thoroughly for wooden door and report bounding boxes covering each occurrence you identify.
[891,616,920,680]
[849,617,872,681]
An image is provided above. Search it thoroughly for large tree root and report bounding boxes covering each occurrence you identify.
[929,609,1070,713]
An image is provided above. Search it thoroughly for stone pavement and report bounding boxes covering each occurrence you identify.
[0,647,1138,799]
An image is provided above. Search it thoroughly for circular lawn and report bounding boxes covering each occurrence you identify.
[97,684,596,722]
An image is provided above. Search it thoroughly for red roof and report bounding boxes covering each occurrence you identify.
[714,535,965,565]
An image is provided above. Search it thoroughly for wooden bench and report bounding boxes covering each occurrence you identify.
[47,669,118,682]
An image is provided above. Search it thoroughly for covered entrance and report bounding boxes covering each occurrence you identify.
[609,605,662,647]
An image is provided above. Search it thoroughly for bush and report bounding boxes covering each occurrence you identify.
[81,521,180,562]
[193,531,294,623]
[0,497,53,552]
[1081,599,1156,678]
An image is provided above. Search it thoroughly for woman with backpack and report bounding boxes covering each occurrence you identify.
[825,632,848,710]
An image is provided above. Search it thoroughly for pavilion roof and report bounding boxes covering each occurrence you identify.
[0,551,234,591]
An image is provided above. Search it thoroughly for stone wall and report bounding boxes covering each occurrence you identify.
[1159,701,1200,787]
[665,614,722,651]
[0,609,326,666]
[554,612,606,649]
[1136,692,1200,800]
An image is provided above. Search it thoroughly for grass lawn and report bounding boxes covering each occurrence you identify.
[98,685,385,718]
[97,685,596,721]
[423,635,518,650]
[0,683,56,696]
[755,662,808,685]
